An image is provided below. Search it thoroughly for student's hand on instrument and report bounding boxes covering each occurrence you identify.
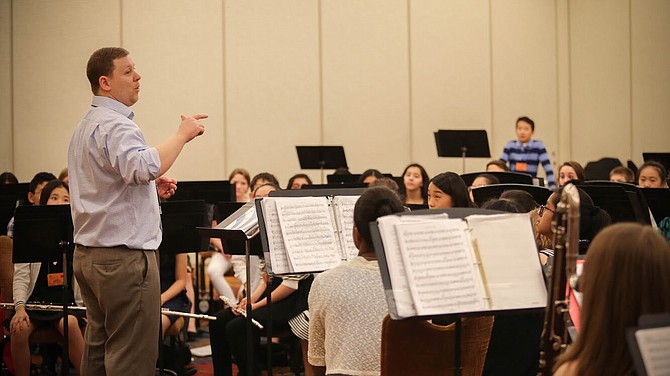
[178,114,207,142]
[10,307,29,334]
[156,176,177,199]
[233,298,248,316]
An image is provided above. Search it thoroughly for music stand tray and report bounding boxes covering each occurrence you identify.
[434,130,491,173]
[460,171,534,186]
[168,181,235,204]
[159,200,209,255]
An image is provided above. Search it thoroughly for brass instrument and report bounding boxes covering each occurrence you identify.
[538,183,580,376]
[0,302,217,320]
[219,296,264,329]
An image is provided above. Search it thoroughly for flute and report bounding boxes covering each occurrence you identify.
[0,303,217,321]
[219,296,264,329]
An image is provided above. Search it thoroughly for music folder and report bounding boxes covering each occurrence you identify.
[370,208,547,320]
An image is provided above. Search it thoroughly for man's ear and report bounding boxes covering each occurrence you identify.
[27,192,36,205]
[98,76,111,92]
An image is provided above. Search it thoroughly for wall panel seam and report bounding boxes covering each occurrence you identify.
[318,0,324,144]
[488,0,494,152]
[222,0,228,173]
[406,0,413,161]
[628,0,633,161]
[567,0,573,159]
[9,0,14,170]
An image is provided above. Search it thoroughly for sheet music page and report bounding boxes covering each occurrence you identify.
[275,197,341,273]
[260,199,291,274]
[466,213,547,310]
[223,205,259,237]
[331,195,359,261]
[395,219,487,316]
[377,214,450,318]
[635,327,670,376]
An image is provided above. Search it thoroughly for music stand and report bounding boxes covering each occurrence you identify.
[434,130,491,173]
[13,205,74,376]
[577,182,651,225]
[642,152,670,172]
[157,200,208,375]
[639,188,670,224]
[296,146,348,184]
[197,201,263,376]
[471,184,552,208]
[169,180,235,204]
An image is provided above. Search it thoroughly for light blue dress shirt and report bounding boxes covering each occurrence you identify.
[68,96,162,250]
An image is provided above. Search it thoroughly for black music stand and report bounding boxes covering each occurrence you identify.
[642,152,670,172]
[169,180,235,204]
[13,205,74,376]
[157,200,208,375]
[434,130,491,173]
[578,181,652,225]
[197,201,263,376]
[0,183,30,236]
[471,184,552,208]
[296,146,348,184]
[640,188,670,224]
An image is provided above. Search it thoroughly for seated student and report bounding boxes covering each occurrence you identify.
[286,173,312,190]
[10,179,85,376]
[160,252,189,337]
[609,166,635,184]
[500,116,556,189]
[400,163,429,206]
[479,199,544,376]
[637,161,669,188]
[427,172,473,209]
[308,186,406,376]
[1,171,19,184]
[499,190,552,250]
[359,169,384,185]
[536,185,612,257]
[468,173,500,203]
[558,161,585,187]
[486,159,509,172]
[6,172,56,237]
[229,168,251,202]
[249,172,280,197]
[553,223,670,376]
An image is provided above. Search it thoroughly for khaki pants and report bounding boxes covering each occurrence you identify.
[74,245,160,376]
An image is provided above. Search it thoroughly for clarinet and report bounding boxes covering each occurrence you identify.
[538,183,580,376]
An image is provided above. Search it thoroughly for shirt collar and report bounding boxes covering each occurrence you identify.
[91,96,135,120]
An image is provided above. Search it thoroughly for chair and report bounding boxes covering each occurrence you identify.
[381,315,494,376]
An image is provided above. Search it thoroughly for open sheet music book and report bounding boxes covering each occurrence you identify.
[374,212,547,319]
[215,201,259,238]
[627,313,670,376]
[257,195,359,274]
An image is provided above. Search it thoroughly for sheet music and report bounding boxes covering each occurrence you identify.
[636,327,670,376]
[260,199,291,274]
[377,215,446,318]
[331,195,359,260]
[466,213,547,310]
[275,197,341,273]
[395,219,486,315]
[223,205,259,237]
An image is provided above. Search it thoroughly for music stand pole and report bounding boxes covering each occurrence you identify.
[245,239,253,376]
[454,317,462,376]
[60,241,70,376]
[461,147,467,174]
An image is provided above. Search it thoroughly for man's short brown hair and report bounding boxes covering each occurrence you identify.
[86,47,129,95]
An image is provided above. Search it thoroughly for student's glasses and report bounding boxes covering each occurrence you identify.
[539,205,555,217]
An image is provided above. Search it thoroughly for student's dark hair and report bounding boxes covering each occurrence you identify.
[39,179,68,206]
[481,199,524,213]
[354,186,405,247]
[486,159,509,171]
[559,161,585,182]
[429,172,473,208]
[228,168,251,184]
[358,169,384,183]
[286,173,312,189]
[0,172,19,184]
[609,166,635,183]
[369,177,400,193]
[499,190,538,212]
[29,172,57,194]
[86,47,130,95]
[473,173,500,186]
[516,116,535,131]
[250,172,279,191]
[253,182,281,196]
[400,163,430,203]
[637,161,668,181]
[550,185,612,253]
[333,167,351,176]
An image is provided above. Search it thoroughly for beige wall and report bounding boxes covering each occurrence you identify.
[1,0,669,185]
